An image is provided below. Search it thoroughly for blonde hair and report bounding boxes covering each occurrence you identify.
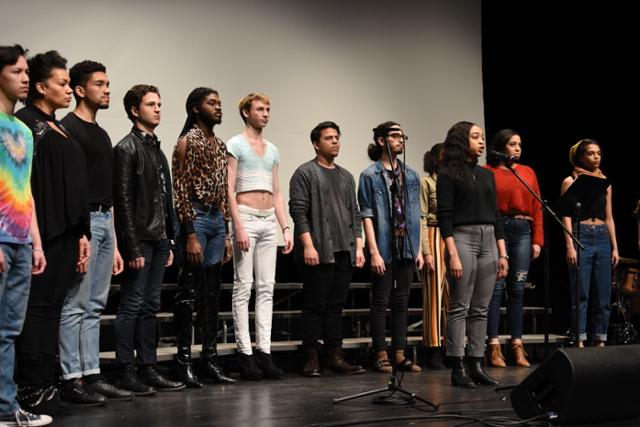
[238,92,270,123]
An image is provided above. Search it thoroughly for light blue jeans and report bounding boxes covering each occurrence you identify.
[59,211,115,379]
[0,243,32,413]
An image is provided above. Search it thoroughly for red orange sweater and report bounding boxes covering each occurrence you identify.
[484,164,544,247]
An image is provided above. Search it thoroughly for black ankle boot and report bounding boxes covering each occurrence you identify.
[237,353,263,380]
[450,357,476,388]
[202,349,236,384]
[427,347,446,370]
[255,350,284,379]
[466,357,500,386]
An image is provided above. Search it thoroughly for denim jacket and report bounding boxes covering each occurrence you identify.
[358,160,421,263]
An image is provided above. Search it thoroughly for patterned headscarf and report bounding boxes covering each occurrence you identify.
[569,139,606,179]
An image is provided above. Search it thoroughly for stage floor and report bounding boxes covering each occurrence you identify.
[51,362,638,427]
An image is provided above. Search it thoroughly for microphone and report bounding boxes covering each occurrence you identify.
[490,151,519,163]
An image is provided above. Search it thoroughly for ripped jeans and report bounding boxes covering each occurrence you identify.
[487,218,532,339]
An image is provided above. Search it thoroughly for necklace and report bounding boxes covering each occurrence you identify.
[468,165,477,181]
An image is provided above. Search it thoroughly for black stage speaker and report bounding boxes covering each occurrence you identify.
[511,345,640,425]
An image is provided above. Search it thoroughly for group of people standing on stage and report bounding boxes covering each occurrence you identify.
[0,43,620,426]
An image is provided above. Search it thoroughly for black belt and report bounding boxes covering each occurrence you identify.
[90,203,111,212]
[191,200,217,214]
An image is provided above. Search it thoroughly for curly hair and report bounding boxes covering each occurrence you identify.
[123,84,159,123]
[423,142,445,174]
[441,121,476,180]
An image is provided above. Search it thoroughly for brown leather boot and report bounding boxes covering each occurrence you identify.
[510,341,531,367]
[487,343,506,368]
[302,349,321,377]
[325,347,364,374]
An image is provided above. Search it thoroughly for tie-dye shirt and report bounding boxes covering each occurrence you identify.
[0,111,33,244]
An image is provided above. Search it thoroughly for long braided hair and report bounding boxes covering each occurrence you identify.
[179,87,218,137]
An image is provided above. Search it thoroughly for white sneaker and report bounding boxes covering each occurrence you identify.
[0,409,52,426]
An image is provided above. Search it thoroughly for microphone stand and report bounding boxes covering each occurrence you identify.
[333,135,437,411]
[502,160,584,353]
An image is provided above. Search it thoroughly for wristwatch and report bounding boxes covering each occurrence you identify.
[499,254,509,260]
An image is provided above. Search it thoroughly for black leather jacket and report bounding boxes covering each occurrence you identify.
[113,127,176,261]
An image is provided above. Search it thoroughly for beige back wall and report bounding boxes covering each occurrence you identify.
[1,0,483,234]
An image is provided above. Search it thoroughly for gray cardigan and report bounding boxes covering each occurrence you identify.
[289,159,362,265]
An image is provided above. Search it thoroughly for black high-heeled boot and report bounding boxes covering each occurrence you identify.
[450,357,476,388]
[466,357,500,386]
[174,266,203,388]
[200,264,235,384]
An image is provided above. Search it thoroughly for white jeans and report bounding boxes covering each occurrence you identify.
[232,205,278,354]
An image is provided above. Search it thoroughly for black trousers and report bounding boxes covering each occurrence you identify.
[300,251,353,351]
[114,240,169,366]
[15,230,79,387]
[370,258,414,353]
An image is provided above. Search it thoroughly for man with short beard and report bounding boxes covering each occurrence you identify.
[172,87,235,387]
[289,121,365,377]
[58,60,130,404]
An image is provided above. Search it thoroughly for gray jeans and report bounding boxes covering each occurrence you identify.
[445,225,497,358]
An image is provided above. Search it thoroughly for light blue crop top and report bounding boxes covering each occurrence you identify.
[227,134,279,193]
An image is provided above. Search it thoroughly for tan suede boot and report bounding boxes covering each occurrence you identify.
[487,343,507,368]
[510,341,531,367]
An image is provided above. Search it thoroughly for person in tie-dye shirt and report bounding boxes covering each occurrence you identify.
[0,44,48,427]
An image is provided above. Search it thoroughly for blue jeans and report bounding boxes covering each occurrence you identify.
[487,218,531,339]
[569,223,612,342]
[59,211,115,379]
[176,208,225,267]
[0,243,32,413]
[114,240,169,366]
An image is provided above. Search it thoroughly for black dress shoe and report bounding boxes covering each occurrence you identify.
[85,378,133,401]
[466,357,500,386]
[138,365,186,392]
[59,379,106,406]
[115,365,156,396]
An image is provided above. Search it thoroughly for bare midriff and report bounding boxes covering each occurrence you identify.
[236,190,273,210]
